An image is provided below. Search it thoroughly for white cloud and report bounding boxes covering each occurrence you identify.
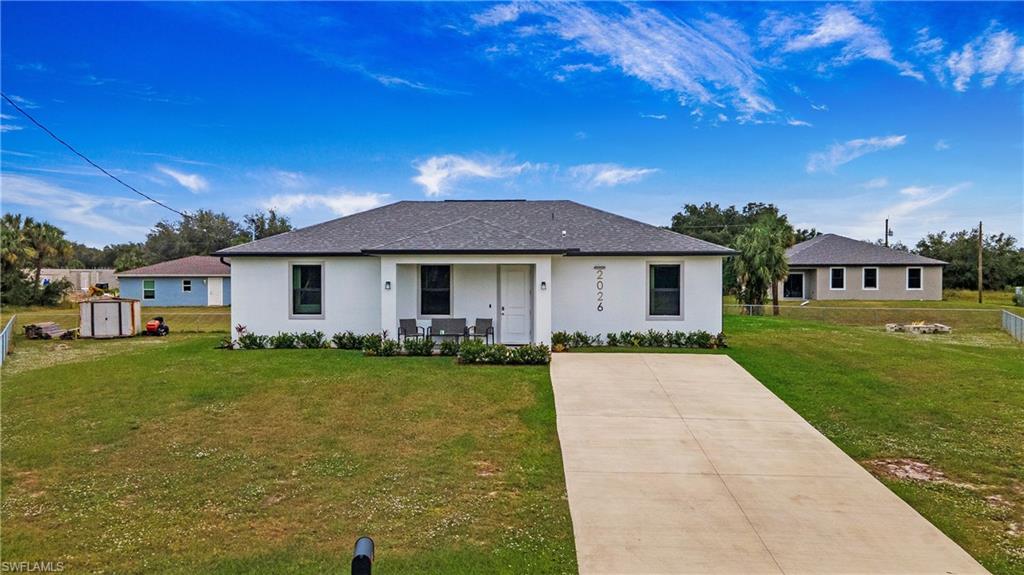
[157,165,209,193]
[946,26,1024,91]
[639,113,668,120]
[1,124,23,133]
[934,139,951,151]
[810,103,829,111]
[568,163,658,188]
[411,154,534,196]
[861,177,889,189]
[787,118,813,127]
[887,183,967,218]
[912,27,945,56]
[806,134,906,173]
[475,3,775,120]
[574,131,588,140]
[6,94,40,109]
[770,5,922,80]
[0,173,151,237]
[264,191,388,217]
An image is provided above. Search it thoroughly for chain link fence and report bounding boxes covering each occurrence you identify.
[724,303,1004,332]
[1003,310,1024,342]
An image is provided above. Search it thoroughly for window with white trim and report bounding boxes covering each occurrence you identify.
[182,279,192,293]
[830,267,846,290]
[291,264,323,316]
[143,279,155,300]
[420,265,451,316]
[648,264,682,317]
[862,268,878,290]
[907,267,923,290]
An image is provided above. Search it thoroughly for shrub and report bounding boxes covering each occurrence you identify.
[458,338,487,363]
[551,330,600,351]
[379,338,401,357]
[439,339,461,356]
[237,332,269,350]
[481,344,512,364]
[511,343,551,365]
[403,337,435,356]
[605,332,619,347]
[332,331,365,350]
[551,331,569,348]
[686,330,713,349]
[361,333,383,355]
[715,332,728,348]
[269,332,299,349]
[296,330,327,349]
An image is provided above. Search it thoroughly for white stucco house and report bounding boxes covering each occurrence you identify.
[215,200,734,344]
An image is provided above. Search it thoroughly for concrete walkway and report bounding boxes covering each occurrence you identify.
[550,353,987,575]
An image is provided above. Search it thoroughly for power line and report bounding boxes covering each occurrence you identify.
[1,91,190,219]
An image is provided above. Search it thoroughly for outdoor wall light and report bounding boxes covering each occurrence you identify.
[384,281,392,290]
[540,281,547,291]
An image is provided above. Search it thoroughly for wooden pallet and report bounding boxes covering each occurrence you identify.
[24,322,77,340]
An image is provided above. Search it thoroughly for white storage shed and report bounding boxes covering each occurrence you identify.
[80,298,142,338]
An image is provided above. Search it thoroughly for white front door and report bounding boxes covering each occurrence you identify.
[500,265,532,344]
[207,277,224,306]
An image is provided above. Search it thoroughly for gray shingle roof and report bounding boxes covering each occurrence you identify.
[786,234,946,266]
[215,200,735,256]
[117,255,231,277]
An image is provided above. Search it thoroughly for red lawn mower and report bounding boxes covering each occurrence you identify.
[142,316,170,336]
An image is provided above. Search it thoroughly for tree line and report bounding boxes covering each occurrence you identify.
[671,203,1024,310]
[0,209,291,306]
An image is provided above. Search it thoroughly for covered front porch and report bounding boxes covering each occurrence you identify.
[379,255,553,345]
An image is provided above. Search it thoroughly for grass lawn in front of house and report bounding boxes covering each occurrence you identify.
[0,334,577,574]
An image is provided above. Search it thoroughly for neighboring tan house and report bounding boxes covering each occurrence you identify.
[39,268,118,291]
[780,234,945,301]
[214,200,735,344]
[117,256,231,306]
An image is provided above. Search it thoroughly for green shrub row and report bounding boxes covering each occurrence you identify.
[551,329,727,350]
[457,339,551,365]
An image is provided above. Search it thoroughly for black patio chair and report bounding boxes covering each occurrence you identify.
[469,318,495,344]
[397,319,425,342]
[428,318,469,343]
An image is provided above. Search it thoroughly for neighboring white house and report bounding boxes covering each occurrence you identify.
[215,200,734,344]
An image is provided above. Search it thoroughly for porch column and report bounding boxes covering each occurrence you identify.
[380,257,398,337]
[534,257,552,345]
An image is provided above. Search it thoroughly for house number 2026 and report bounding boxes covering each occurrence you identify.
[594,266,606,312]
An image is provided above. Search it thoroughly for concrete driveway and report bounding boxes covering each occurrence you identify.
[550,353,987,575]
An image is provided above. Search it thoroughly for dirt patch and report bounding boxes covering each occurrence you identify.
[473,460,499,477]
[865,458,975,489]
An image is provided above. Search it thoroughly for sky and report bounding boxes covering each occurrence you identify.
[1,1,1022,248]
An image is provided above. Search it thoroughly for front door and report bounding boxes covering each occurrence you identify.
[783,273,804,299]
[207,277,224,306]
[500,265,532,344]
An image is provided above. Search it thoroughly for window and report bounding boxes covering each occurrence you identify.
[420,265,451,316]
[907,267,923,290]
[830,267,846,290]
[649,264,681,317]
[143,279,155,300]
[291,264,323,316]
[182,279,192,293]
[862,268,879,290]
[783,273,804,299]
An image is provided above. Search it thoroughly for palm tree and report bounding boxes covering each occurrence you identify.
[23,220,74,296]
[733,216,793,316]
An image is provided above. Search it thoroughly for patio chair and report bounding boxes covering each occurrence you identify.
[469,318,495,344]
[398,319,425,342]
[428,318,469,343]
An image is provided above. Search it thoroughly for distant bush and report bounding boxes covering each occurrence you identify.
[362,334,400,356]
[511,344,551,365]
[379,338,401,357]
[295,330,327,349]
[553,329,727,350]
[269,332,299,349]
[439,339,461,356]
[403,337,435,356]
[457,339,487,363]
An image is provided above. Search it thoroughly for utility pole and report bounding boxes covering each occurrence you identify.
[978,221,983,304]
[884,218,889,247]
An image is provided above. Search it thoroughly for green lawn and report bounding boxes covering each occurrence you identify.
[3,312,1022,574]
[0,336,577,574]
